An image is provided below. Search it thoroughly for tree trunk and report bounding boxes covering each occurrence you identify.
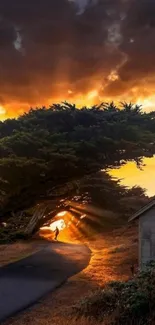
[24,204,47,236]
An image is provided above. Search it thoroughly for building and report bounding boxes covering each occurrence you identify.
[129,200,155,268]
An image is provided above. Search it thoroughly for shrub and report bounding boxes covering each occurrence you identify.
[73,289,118,320]
[73,263,155,325]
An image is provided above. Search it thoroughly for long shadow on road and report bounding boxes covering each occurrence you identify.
[0,242,91,323]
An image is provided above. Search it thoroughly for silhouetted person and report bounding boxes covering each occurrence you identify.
[54,227,59,241]
[130,264,134,277]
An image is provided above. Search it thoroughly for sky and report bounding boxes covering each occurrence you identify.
[109,157,155,197]
[1,0,155,119]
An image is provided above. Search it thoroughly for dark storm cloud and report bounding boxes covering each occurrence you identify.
[104,0,155,98]
[0,0,155,115]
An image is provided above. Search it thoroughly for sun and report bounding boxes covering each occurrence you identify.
[135,95,155,112]
[87,90,98,100]
[49,219,66,231]
[57,211,67,217]
[0,105,6,116]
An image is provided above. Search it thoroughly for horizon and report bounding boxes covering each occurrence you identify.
[0,0,155,119]
[0,99,154,121]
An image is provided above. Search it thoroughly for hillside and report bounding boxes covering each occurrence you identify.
[3,225,139,325]
[0,102,155,324]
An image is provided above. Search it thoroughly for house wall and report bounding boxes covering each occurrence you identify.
[139,207,155,268]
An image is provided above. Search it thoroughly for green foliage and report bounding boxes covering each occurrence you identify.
[73,263,155,324]
[77,171,148,217]
[73,289,118,320]
[0,102,154,214]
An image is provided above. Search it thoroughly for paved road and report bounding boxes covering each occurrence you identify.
[0,242,91,323]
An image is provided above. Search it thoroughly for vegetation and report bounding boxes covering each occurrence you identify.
[0,101,154,239]
[0,101,155,214]
[73,262,155,325]
[78,171,148,216]
[1,102,155,325]
[2,226,138,325]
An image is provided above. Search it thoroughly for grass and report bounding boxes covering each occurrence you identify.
[0,240,47,267]
[74,261,155,324]
[3,224,139,325]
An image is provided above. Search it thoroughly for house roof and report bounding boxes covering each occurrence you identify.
[129,199,155,222]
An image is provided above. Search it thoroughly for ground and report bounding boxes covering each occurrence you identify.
[0,240,47,267]
[2,224,138,325]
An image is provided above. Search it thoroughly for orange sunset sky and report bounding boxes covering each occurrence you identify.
[109,157,155,197]
[0,0,155,119]
[0,0,155,194]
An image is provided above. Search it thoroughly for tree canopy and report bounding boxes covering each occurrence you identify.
[0,101,155,216]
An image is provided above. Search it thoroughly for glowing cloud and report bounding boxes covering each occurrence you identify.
[0,0,155,118]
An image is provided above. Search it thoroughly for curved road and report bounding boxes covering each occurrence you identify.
[0,242,91,323]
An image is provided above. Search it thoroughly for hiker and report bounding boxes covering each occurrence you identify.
[54,226,59,240]
[130,264,135,276]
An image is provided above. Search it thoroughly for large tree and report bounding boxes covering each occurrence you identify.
[0,101,154,237]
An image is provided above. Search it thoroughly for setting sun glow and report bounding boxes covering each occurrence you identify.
[109,156,155,197]
[2,87,155,120]
[57,211,67,217]
[40,219,66,232]
[49,219,66,231]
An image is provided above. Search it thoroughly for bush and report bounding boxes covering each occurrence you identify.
[0,226,29,244]
[73,263,155,324]
[73,289,118,320]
